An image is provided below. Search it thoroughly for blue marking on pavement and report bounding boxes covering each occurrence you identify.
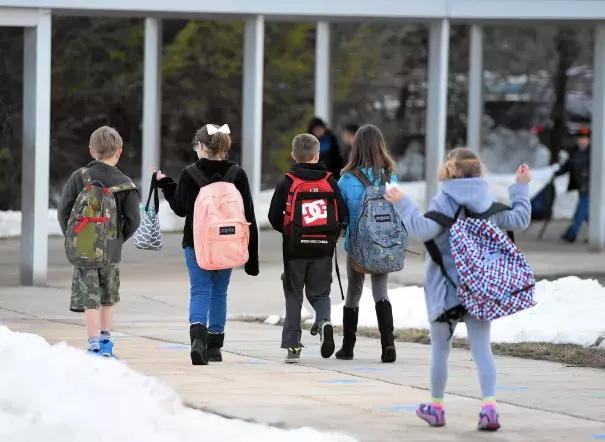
[584,392,605,397]
[380,405,416,412]
[162,344,189,350]
[592,434,605,440]
[496,386,528,391]
[229,361,267,365]
[320,379,361,384]
[351,367,388,372]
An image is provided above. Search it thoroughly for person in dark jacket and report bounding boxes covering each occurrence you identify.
[58,126,140,358]
[307,117,344,179]
[555,127,591,242]
[155,123,259,366]
[268,133,348,364]
[342,123,359,154]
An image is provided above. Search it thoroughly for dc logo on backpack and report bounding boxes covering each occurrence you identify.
[425,204,537,322]
[349,170,408,274]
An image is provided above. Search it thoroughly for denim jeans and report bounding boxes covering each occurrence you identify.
[184,247,232,333]
[566,194,589,238]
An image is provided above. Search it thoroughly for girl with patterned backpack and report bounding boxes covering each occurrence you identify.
[384,148,534,432]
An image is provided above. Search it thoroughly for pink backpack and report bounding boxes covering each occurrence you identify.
[186,164,250,270]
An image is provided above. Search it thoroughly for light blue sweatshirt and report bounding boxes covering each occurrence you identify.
[393,178,531,322]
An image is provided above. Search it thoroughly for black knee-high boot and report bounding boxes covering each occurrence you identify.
[335,307,359,360]
[375,300,396,363]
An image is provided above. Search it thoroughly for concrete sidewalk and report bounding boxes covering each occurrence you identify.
[2,312,604,442]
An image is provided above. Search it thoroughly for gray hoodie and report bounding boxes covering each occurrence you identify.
[394,178,531,323]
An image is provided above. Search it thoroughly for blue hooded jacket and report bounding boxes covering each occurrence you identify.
[393,178,531,323]
[338,168,398,252]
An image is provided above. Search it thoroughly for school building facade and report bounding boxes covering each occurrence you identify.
[2,0,605,285]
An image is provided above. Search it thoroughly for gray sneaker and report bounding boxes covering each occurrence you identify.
[285,347,301,364]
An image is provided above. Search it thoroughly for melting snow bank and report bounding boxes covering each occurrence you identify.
[0,327,355,442]
[303,277,604,347]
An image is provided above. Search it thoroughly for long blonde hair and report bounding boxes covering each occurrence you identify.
[438,148,484,181]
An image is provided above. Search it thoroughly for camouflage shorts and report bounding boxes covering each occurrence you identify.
[70,262,120,312]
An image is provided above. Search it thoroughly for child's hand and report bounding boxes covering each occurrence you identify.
[150,167,166,180]
[384,185,405,203]
[516,164,532,184]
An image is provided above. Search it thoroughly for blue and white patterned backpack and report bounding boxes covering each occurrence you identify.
[349,170,408,274]
[133,173,163,251]
[424,204,536,322]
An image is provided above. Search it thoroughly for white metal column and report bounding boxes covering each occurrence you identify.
[314,21,331,124]
[467,24,483,154]
[21,9,51,286]
[141,17,162,199]
[242,15,265,202]
[425,19,450,206]
[589,23,605,250]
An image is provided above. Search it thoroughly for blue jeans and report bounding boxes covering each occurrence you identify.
[184,247,232,333]
[566,194,589,238]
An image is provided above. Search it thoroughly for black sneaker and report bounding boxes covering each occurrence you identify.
[286,347,301,364]
[319,321,335,359]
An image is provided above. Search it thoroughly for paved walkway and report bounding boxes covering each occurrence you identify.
[2,310,605,441]
[2,226,605,440]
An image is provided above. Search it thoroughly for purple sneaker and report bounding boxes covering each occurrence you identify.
[478,407,501,431]
[416,404,446,427]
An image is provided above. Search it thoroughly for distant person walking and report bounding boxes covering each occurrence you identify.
[341,124,359,160]
[307,117,344,179]
[556,127,591,243]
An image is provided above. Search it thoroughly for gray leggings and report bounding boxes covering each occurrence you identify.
[430,314,497,399]
[344,256,389,308]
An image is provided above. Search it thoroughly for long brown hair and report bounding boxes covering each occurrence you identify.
[438,147,484,181]
[341,124,396,181]
[192,124,232,160]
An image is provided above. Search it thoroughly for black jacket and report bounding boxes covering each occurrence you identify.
[555,146,591,195]
[268,163,348,260]
[157,158,259,276]
[318,132,344,180]
[57,161,140,262]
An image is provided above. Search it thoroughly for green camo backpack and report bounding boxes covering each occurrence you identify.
[64,168,137,268]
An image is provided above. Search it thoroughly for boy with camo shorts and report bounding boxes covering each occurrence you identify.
[58,126,140,357]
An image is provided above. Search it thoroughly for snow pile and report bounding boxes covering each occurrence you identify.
[317,277,605,346]
[0,327,355,442]
[0,166,579,238]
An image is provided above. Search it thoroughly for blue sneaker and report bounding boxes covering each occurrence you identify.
[87,348,102,356]
[100,340,119,359]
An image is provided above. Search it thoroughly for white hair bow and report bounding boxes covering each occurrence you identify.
[206,124,231,135]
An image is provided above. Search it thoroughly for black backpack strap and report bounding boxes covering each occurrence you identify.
[223,165,240,183]
[334,246,344,301]
[424,239,457,288]
[472,202,516,243]
[350,169,373,187]
[185,164,209,188]
[424,211,456,228]
[144,172,160,214]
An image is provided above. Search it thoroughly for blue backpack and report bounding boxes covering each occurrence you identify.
[349,170,408,274]
[424,204,537,322]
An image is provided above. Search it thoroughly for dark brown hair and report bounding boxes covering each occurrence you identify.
[438,147,484,181]
[192,124,232,159]
[341,124,396,180]
[292,133,319,162]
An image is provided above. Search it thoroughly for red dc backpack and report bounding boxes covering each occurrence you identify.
[282,172,344,297]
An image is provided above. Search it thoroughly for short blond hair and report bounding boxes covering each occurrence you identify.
[438,147,484,181]
[292,134,319,162]
[90,126,123,160]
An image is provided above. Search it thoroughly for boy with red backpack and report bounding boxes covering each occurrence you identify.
[268,134,348,363]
